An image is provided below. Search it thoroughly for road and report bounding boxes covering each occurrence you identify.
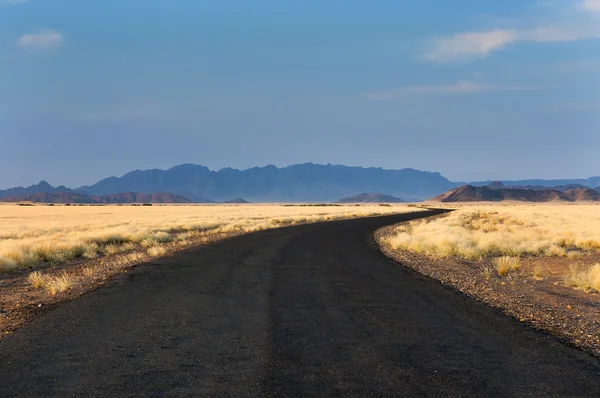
[1,210,600,397]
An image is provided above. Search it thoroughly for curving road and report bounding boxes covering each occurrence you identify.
[1,210,600,397]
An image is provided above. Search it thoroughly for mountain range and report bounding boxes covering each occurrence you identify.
[432,185,600,203]
[0,191,192,204]
[0,163,598,203]
[337,193,405,203]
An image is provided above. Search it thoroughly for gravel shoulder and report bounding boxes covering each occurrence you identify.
[375,223,600,357]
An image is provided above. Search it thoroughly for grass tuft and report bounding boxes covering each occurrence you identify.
[28,271,48,288]
[565,264,600,292]
[492,256,521,276]
[44,274,75,295]
[532,265,548,280]
[480,265,494,280]
[147,246,167,257]
[0,256,18,272]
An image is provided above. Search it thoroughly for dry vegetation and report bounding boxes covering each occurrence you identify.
[377,203,600,356]
[384,204,600,291]
[0,203,413,274]
[0,203,415,336]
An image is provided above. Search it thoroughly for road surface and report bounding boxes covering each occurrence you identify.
[1,210,600,397]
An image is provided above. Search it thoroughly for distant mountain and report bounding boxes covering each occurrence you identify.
[2,164,598,203]
[78,163,456,202]
[0,191,193,204]
[337,193,404,203]
[472,177,600,189]
[0,181,77,199]
[486,182,590,192]
[564,188,600,202]
[222,198,250,204]
[430,185,594,203]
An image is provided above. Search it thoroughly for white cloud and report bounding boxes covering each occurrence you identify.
[17,29,63,49]
[425,30,517,62]
[425,2,600,62]
[365,81,533,101]
[578,0,600,12]
[426,25,600,62]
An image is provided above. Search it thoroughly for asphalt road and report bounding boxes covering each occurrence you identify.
[1,210,600,397]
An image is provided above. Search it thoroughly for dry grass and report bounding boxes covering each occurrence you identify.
[532,265,549,280]
[492,256,521,276]
[27,270,74,294]
[385,205,600,260]
[44,274,75,295]
[147,246,167,257]
[0,204,414,272]
[480,265,494,280]
[27,271,48,288]
[565,263,600,292]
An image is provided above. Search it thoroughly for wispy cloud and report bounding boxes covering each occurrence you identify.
[425,30,517,62]
[578,0,600,12]
[424,2,600,62]
[365,81,534,101]
[17,29,63,49]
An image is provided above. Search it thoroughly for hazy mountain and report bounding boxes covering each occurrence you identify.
[337,193,404,203]
[78,163,456,202]
[485,182,591,192]
[0,181,77,199]
[0,192,193,204]
[2,164,598,203]
[472,177,600,188]
[222,198,250,204]
[431,185,600,203]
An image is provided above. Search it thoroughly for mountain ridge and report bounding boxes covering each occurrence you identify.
[337,193,405,203]
[0,191,193,204]
[1,163,598,202]
[431,185,600,203]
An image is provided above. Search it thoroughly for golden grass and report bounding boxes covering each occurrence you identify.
[147,246,167,257]
[0,204,414,272]
[565,264,600,292]
[385,205,600,260]
[44,274,74,295]
[492,256,521,276]
[532,265,549,280]
[28,271,48,288]
[27,270,74,294]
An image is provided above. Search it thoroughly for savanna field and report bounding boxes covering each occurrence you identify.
[0,203,414,273]
[383,204,600,291]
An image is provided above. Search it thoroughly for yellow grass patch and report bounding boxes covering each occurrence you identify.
[0,204,414,272]
[492,256,521,276]
[27,271,48,288]
[565,263,600,292]
[44,274,75,295]
[385,205,600,260]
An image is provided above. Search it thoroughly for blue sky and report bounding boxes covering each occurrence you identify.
[1,0,599,188]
